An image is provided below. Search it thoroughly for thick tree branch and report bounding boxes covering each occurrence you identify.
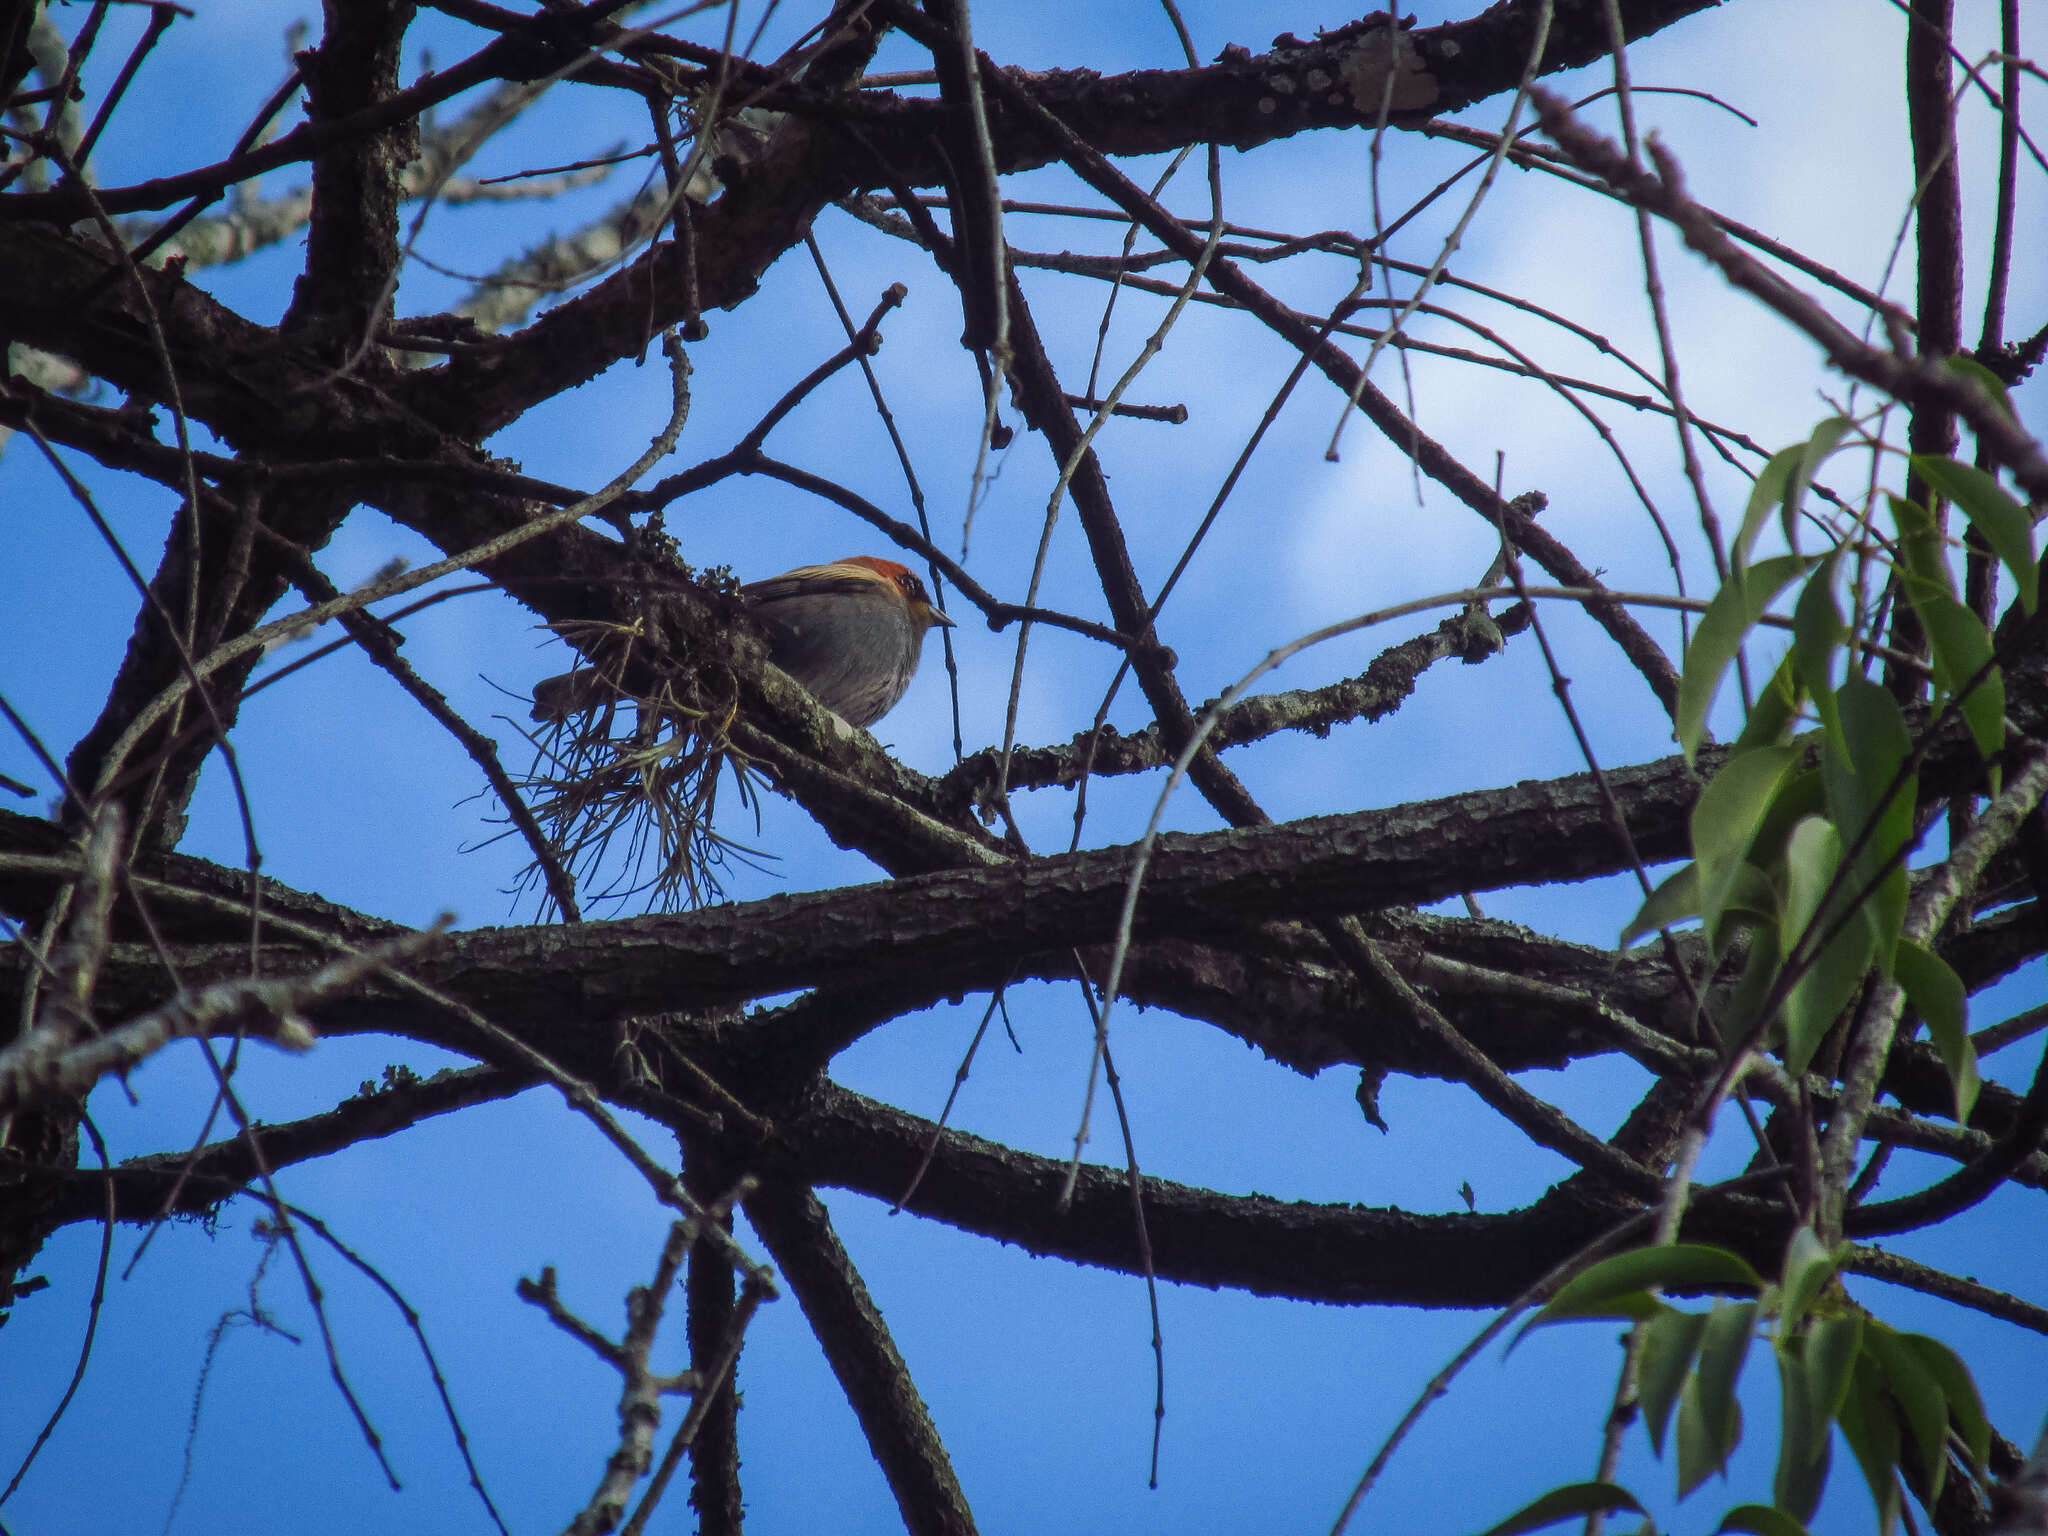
[779,1081,1785,1307]
[742,1176,978,1536]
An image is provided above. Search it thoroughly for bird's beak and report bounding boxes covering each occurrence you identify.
[926,605,957,628]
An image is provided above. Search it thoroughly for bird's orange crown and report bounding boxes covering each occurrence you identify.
[838,555,911,579]
[833,555,944,615]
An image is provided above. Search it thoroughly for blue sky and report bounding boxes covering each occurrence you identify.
[2,0,2044,1533]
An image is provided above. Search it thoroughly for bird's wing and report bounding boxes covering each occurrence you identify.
[741,563,887,605]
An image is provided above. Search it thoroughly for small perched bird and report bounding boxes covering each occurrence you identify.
[532,555,954,728]
[740,556,955,725]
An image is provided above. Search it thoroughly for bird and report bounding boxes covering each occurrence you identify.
[532,555,955,728]
[737,555,956,726]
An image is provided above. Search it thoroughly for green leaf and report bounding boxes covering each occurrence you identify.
[1696,1300,1758,1455]
[1772,1344,1832,1521]
[1469,1482,1645,1536]
[1899,1333,1990,1469]
[1737,443,1804,572]
[1823,679,1915,962]
[1752,768,1829,876]
[1864,1324,1951,1504]
[1510,1295,1661,1352]
[1640,1307,1711,1457]
[1679,1298,1761,1498]
[1788,419,1854,551]
[1906,581,2005,771]
[1912,454,2038,614]
[1890,494,1951,597]
[1719,1504,1815,1536]
[1791,553,1847,751]
[1526,1247,1763,1337]
[1805,1317,1863,1426]
[1776,813,1838,943]
[1735,652,1803,752]
[1676,1374,1714,1498]
[1837,1351,1902,1536]
[1780,930,1873,1078]
[1677,1372,1745,1498]
[1777,816,1876,1076]
[1716,863,1782,948]
[1777,1227,1843,1333]
[1941,354,2017,421]
[1677,553,1814,763]
[1893,939,1980,1124]
[1717,924,1785,1047]
[1736,420,1851,569]
[1695,745,1804,942]
[1622,863,1699,947]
